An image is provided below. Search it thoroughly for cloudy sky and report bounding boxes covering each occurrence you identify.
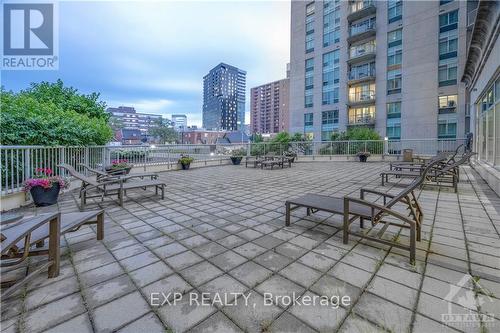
[1,0,291,126]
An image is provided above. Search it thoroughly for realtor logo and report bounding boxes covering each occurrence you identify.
[2,2,58,70]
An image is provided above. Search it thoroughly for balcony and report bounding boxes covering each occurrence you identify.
[348,67,376,84]
[348,20,376,44]
[347,1,376,22]
[348,90,376,105]
[348,45,376,64]
[348,115,375,126]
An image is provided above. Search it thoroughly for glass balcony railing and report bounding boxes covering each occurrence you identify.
[349,43,376,59]
[349,20,376,37]
[348,67,375,81]
[348,90,376,103]
[349,0,375,15]
[348,114,375,125]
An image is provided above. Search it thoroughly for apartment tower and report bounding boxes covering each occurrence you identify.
[202,63,247,131]
[289,0,467,141]
[250,78,290,134]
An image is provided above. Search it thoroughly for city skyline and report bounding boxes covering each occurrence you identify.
[0,1,291,127]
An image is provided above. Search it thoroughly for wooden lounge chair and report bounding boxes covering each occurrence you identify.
[58,163,165,208]
[78,163,158,181]
[1,210,104,298]
[285,160,444,263]
[390,144,464,171]
[245,156,262,168]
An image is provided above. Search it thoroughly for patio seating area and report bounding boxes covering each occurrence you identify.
[1,161,499,333]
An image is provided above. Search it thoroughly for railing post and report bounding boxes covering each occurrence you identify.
[144,146,147,171]
[24,148,31,180]
[59,147,65,176]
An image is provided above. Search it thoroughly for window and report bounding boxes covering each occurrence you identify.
[438,95,457,113]
[386,118,401,139]
[439,10,458,33]
[349,62,375,80]
[438,58,457,86]
[304,113,314,135]
[440,0,454,5]
[305,58,314,107]
[323,1,340,47]
[387,102,401,117]
[439,30,458,60]
[350,17,375,36]
[322,50,340,105]
[438,114,457,138]
[387,68,402,94]
[349,40,376,59]
[321,110,339,141]
[305,3,315,53]
[388,29,402,67]
[388,0,402,23]
[348,106,375,124]
[349,83,375,103]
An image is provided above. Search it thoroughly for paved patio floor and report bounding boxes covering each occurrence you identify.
[1,161,500,333]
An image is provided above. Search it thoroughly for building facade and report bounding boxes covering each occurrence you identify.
[462,0,499,195]
[202,63,246,131]
[250,78,290,134]
[107,106,162,134]
[171,114,187,130]
[289,0,468,141]
[181,129,227,144]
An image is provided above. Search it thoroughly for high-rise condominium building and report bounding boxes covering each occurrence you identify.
[250,78,290,134]
[107,106,162,134]
[171,114,188,130]
[203,63,246,131]
[289,0,467,141]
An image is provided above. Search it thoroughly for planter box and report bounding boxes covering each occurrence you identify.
[30,183,61,207]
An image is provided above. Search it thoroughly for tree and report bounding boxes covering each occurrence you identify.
[0,81,113,146]
[148,118,178,144]
[331,127,381,141]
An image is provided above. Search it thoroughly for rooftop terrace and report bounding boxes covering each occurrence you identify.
[1,161,499,333]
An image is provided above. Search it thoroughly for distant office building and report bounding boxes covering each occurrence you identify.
[289,0,468,140]
[114,129,143,145]
[181,129,227,144]
[172,114,187,130]
[250,78,290,134]
[462,0,499,194]
[203,63,246,131]
[107,106,162,134]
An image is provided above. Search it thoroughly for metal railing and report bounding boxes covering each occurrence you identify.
[348,90,376,103]
[348,67,376,81]
[0,139,466,195]
[349,43,376,59]
[350,20,376,37]
[349,0,375,14]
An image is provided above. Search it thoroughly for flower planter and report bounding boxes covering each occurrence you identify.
[180,163,191,170]
[230,157,242,165]
[30,183,61,207]
[105,166,132,176]
[358,155,368,162]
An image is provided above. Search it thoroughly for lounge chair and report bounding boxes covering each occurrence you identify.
[1,210,104,298]
[389,144,464,171]
[285,160,444,263]
[78,163,158,181]
[58,163,165,208]
[245,156,262,168]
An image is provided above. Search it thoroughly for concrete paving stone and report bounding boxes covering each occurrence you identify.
[376,262,422,289]
[298,252,337,272]
[253,235,284,249]
[341,252,379,273]
[412,314,461,333]
[93,291,150,332]
[142,274,193,302]
[233,242,267,259]
[367,276,418,309]
[209,251,247,271]
[112,243,148,260]
[270,229,298,241]
[279,262,322,288]
[222,292,282,333]
[204,229,231,241]
[238,229,264,241]
[180,235,210,248]
[193,241,227,259]
[310,275,362,307]
[25,275,80,311]
[229,261,273,288]
[74,252,116,274]
[166,251,204,271]
[289,235,321,250]
[117,312,166,333]
[255,275,305,308]
[289,291,347,332]
[180,261,224,286]
[23,293,86,333]
[254,251,293,272]
[42,313,93,333]
[78,262,125,288]
[337,313,386,333]
[152,241,188,258]
[312,242,348,260]
[217,235,246,249]
[0,317,18,333]
[188,311,244,333]
[275,242,309,260]
[84,274,136,308]
[156,292,218,332]
[268,312,316,333]
[353,292,413,333]
[199,274,248,306]
[120,250,159,271]
[129,261,173,287]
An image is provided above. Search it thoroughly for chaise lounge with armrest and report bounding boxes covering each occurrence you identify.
[285,160,444,263]
[1,210,103,298]
[58,163,165,208]
[78,163,158,181]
